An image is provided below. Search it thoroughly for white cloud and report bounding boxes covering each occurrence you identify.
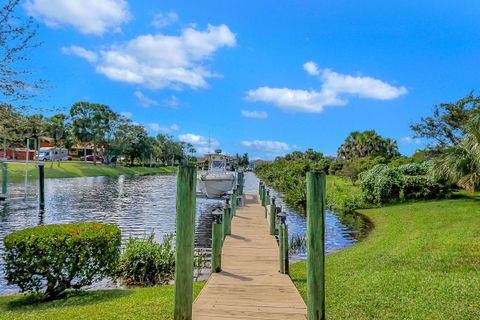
[120,111,133,119]
[147,123,180,133]
[179,133,219,154]
[163,95,180,108]
[134,91,159,107]
[246,87,344,113]
[241,110,268,119]
[303,61,319,76]
[241,140,290,153]
[24,0,131,35]
[152,12,178,28]
[246,63,407,113]
[400,136,422,144]
[67,24,235,90]
[61,45,98,62]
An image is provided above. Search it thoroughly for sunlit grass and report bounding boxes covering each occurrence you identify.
[290,197,480,319]
[0,283,204,320]
[1,162,175,182]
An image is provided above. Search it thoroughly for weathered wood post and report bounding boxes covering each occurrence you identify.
[277,211,286,274]
[306,172,326,320]
[260,184,265,206]
[264,190,270,218]
[269,197,277,235]
[223,197,231,238]
[174,165,197,320]
[38,162,45,210]
[283,223,289,275]
[1,161,7,197]
[231,189,237,217]
[211,208,223,273]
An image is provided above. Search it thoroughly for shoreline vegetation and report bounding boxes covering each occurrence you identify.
[256,159,479,319]
[2,162,176,182]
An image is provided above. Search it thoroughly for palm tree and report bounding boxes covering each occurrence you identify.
[431,112,480,192]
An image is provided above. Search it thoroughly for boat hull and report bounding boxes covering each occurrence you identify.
[198,173,235,198]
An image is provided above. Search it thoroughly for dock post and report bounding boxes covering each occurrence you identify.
[211,209,223,273]
[306,172,326,320]
[283,223,289,275]
[39,163,45,210]
[269,197,276,235]
[278,224,285,274]
[223,198,231,238]
[264,190,270,218]
[231,189,237,217]
[260,184,265,206]
[174,165,197,320]
[1,162,7,197]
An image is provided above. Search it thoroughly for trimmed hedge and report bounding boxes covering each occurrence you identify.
[3,222,121,300]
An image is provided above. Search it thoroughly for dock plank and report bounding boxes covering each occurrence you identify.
[192,193,307,319]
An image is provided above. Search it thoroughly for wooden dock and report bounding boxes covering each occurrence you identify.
[192,193,307,319]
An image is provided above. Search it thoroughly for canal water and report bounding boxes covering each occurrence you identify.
[0,172,367,295]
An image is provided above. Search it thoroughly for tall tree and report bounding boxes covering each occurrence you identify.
[411,92,480,150]
[430,111,480,192]
[337,130,399,160]
[1,0,44,101]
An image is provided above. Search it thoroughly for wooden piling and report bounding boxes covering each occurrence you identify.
[1,162,7,196]
[269,197,276,235]
[231,191,236,217]
[174,165,197,320]
[278,224,285,274]
[283,224,289,275]
[39,163,45,209]
[223,200,231,238]
[306,172,326,320]
[211,213,223,273]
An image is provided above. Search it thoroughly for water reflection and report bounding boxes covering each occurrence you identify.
[0,171,367,295]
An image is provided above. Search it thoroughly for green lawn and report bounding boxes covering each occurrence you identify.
[1,162,176,182]
[0,283,204,320]
[290,197,480,319]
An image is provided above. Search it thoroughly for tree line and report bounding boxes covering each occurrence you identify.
[0,102,195,166]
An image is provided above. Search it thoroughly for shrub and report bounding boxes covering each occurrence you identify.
[118,233,175,286]
[4,222,121,300]
[359,162,451,205]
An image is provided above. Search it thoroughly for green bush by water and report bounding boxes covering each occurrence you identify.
[118,233,176,286]
[4,223,121,300]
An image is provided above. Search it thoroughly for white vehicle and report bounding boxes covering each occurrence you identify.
[36,147,70,161]
[198,150,236,199]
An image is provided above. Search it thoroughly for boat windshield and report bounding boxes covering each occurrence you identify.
[211,160,225,170]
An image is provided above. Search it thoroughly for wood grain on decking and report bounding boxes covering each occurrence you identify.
[192,193,307,320]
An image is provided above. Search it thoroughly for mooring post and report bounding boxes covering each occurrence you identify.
[260,184,265,206]
[269,197,277,235]
[283,223,289,275]
[306,172,326,320]
[38,162,45,209]
[223,197,231,238]
[174,165,197,320]
[264,190,270,218]
[277,211,287,274]
[211,208,223,273]
[1,161,7,196]
[231,189,237,217]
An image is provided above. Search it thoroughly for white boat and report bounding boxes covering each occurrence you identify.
[198,151,235,198]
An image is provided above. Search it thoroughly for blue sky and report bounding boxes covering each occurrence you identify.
[16,0,480,159]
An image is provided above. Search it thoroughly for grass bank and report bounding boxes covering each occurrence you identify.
[290,197,480,319]
[2,162,176,182]
[0,283,204,320]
